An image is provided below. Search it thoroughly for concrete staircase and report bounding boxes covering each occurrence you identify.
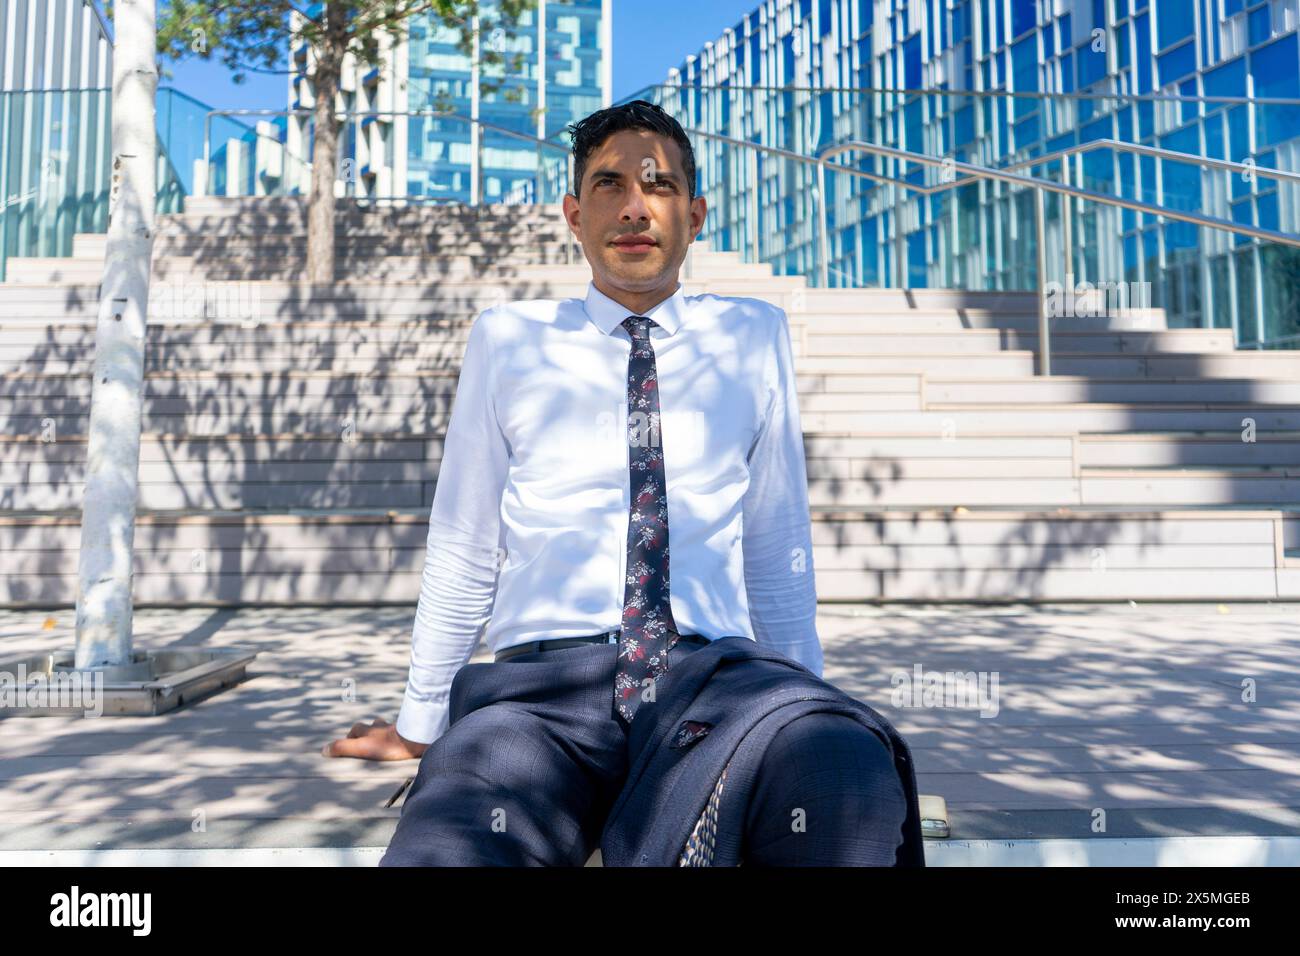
[2,195,1298,605]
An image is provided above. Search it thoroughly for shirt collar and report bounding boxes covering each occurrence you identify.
[583,280,686,337]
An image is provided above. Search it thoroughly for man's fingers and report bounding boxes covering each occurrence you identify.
[324,736,380,759]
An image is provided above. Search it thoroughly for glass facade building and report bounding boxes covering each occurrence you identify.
[0,0,115,280]
[287,0,610,205]
[627,0,1300,347]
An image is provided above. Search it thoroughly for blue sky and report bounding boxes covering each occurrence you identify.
[145,1,760,111]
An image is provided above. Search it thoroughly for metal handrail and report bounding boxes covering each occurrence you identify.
[822,139,1300,373]
[665,124,1300,373]
[997,138,1300,186]
[987,138,1300,278]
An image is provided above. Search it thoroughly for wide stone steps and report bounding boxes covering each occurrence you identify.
[0,332,1254,368]
[1,508,1294,604]
[3,253,772,284]
[0,194,1295,604]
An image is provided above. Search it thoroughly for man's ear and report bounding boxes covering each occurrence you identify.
[562,191,582,240]
[690,194,707,238]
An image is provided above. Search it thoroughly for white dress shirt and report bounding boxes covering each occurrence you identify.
[395,279,824,745]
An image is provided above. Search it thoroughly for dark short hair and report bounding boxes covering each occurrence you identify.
[564,99,697,201]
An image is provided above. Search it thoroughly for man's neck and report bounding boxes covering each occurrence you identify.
[594,275,679,317]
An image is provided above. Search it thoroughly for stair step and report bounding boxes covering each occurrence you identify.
[0,507,1289,604]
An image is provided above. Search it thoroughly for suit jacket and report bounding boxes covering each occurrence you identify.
[599,637,926,866]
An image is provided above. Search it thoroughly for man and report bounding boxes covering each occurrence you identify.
[324,100,920,866]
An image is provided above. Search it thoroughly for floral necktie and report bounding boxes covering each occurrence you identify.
[613,315,682,724]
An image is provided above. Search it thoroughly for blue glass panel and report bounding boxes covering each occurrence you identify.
[954,104,975,144]
[953,0,968,41]
[904,33,922,87]
[1165,220,1197,251]
[1157,41,1196,86]
[1139,154,1157,203]
[1118,151,1136,193]
[1230,197,1253,227]
[1179,79,1198,122]
[1078,42,1108,87]
[1117,104,1133,141]
[1014,113,1041,148]
[907,231,927,286]
[1142,228,1159,266]
[1249,7,1271,46]
[1138,98,1154,137]
[1012,35,1038,117]
[1135,14,1152,91]
[1252,35,1300,147]
[1160,157,1200,212]
[1161,124,1198,154]
[1011,0,1037,37]
[1047,132,1076,154]
[1155,0,1195,49]
[1204,57,1247,99]
[1228,104,1250,161]
[1258,190,1279,231]
[1082,148,1111,188]
[905,98,924,148]
[1081,115,1111,143]
[1204,114,1225,159]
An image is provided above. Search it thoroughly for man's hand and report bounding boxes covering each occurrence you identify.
[322,718,429,761]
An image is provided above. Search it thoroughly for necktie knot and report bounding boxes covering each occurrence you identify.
[621,315,657,341]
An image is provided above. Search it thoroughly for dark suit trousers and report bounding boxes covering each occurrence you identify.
[379,640,908,866]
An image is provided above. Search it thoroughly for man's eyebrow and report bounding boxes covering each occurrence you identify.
[588,167,682,185]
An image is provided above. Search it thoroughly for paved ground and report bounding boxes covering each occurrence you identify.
[2,601,1298,861]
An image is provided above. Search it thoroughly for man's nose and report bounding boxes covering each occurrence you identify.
[621,188,651,222]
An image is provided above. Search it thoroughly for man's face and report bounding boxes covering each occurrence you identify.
[562,128,707,298]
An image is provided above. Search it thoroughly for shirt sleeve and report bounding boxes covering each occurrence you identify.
[740,303,824,678]
[395,308,510,745]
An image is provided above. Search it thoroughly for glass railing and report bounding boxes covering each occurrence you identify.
[195,107,311,199]
[610,83,1300,348]
[14,81,1297,348]
[202,107,566,206]
[1,87,197,282]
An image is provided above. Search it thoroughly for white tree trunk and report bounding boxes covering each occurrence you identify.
[74,0,157,668]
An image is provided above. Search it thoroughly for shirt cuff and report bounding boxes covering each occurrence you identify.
[395,687,452,746]
[761,636,824,679]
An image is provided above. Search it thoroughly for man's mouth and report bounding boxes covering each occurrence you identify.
[611,235,657,254]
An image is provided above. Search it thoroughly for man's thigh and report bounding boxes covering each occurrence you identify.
[741,711,908,866]
[381,651,628,866]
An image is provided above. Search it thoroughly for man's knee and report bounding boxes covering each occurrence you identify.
[742,712,908,866]
[380,706,599,866]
